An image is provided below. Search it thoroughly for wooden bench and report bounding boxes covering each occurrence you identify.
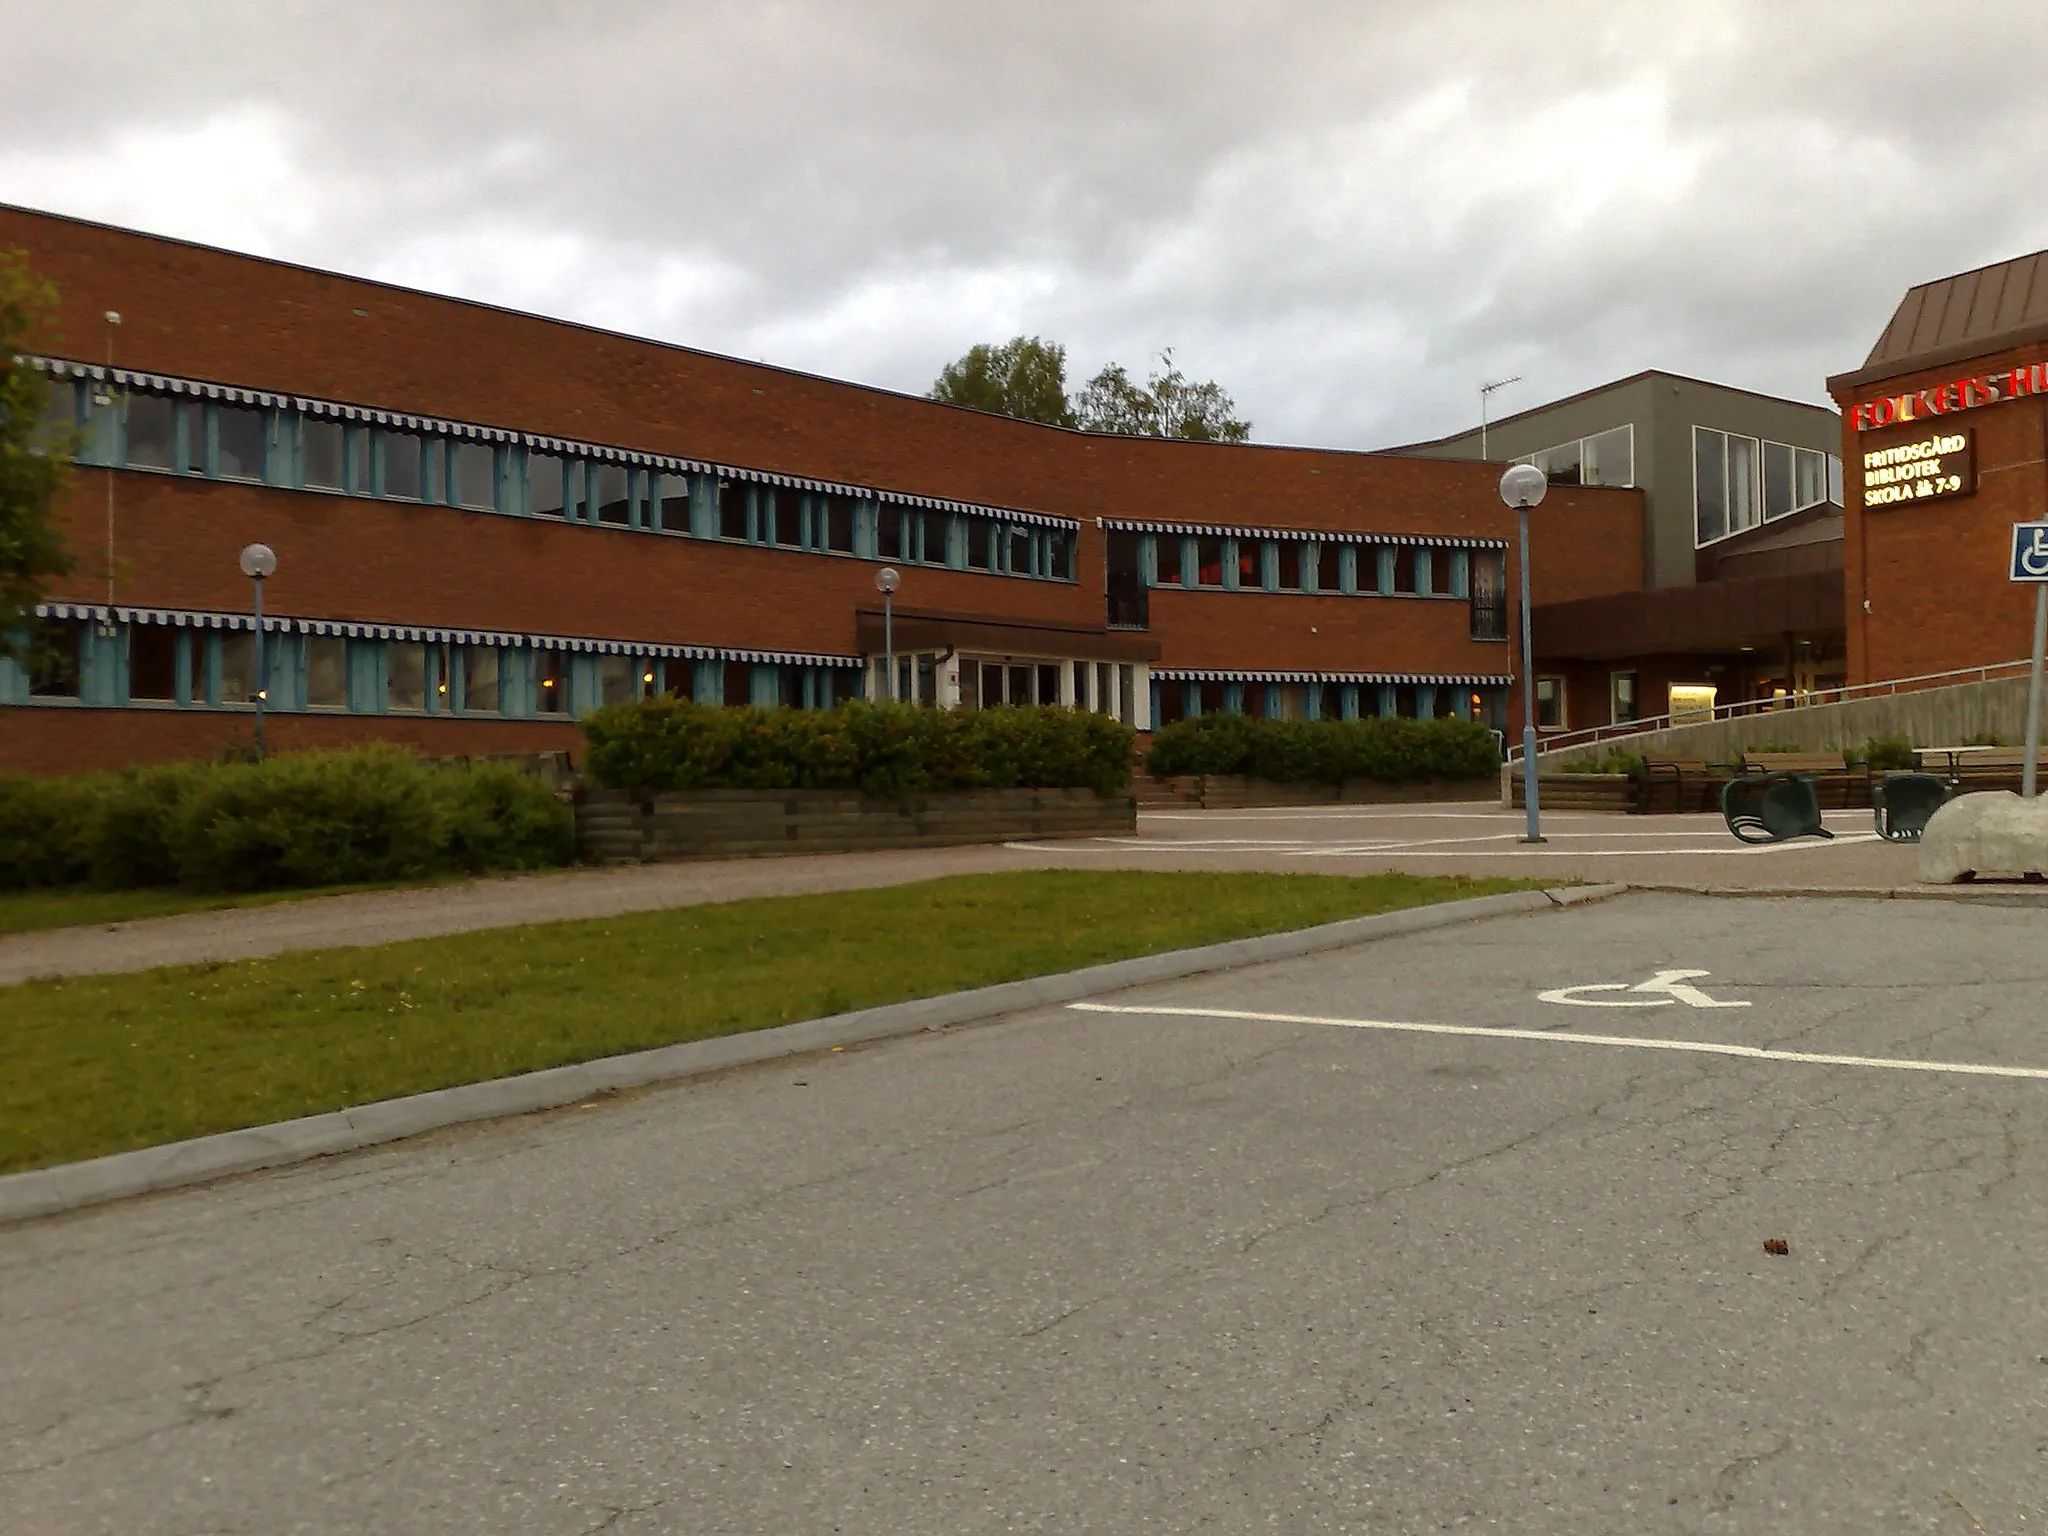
[1738,751,1865,810]
[1639,758,1732,814]
[1919,747,2033,791]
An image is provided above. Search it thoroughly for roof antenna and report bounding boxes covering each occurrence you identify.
[1479,375,1521,458]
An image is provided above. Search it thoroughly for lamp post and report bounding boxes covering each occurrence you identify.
[875,566,900,701]
[239,543,277,759]
[1498,464,1548,843]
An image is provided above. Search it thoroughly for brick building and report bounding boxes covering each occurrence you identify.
[1,205,1644,774]
[1827,248,2048,685]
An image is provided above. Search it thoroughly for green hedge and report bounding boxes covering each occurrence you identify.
[0,747,576,893]
[1145,714,1501,784]
[580,699,1135,797]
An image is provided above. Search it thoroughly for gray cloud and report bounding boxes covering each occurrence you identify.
[3,0,2045,449]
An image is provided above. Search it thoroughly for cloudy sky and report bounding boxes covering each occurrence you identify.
[4,2,2044,449]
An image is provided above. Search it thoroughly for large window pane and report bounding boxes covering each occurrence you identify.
[380,432,423,499]
[966,519,995,570]
[772,490,801,546]
[28,620,81,697]
[1195,536,1224,587]
[1586,426,1633,487]
[1762,441,1795,520]
[536,650,567,713]
[1006,526,1031,574]
[1794,448,1827,508]
[455,442,496,510]
[528,453,565,516]
[217,406,265,481]
[594,464,630,526]
[658,473,692,532]
[303,419,345,490]
[306,636,347,707]
[1827,455,1843,505]
[1048,531,1073,581]
[1276,541,1301,590]
[461,647,500,713]
[824,494,855,552]
[600,655,636,706]
[385,644,426,711]
[718,481,749,539]
[34,377,76,451]
[1534,439,1582,486]
[129,627,180,701]
[218,633,257,704]
[1726,433,1759,533]
[1694,427,1728,544]
[124,394,175,469]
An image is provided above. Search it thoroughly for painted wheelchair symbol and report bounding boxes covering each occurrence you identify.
[1537,969,1750,1009]
[2014,524,2048,580]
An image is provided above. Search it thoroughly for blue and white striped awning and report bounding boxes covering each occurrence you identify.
[527,634,718,660]
[1153,668,1512,686]
[1101,518,1506,550]
[28,352,1078,534]
[722,647,865,669]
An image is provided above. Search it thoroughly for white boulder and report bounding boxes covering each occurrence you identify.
[1918,790,2048,884]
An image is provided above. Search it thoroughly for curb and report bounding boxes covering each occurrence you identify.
[1626,882,2048,905]
[0,882,1626,1226]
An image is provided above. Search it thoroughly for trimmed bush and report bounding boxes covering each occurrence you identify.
[1858,735,1916,772]
[579,699,1136,798]
[0,747,574,893]
[1145,714,1501,785]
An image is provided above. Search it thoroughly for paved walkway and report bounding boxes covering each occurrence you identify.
[5,802,2035,986]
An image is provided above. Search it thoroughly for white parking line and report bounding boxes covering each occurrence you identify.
[1041,833,1884,856]
[1068,1002,2048,1082]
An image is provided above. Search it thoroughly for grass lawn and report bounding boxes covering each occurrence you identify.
[0,869,1543,1174]
[0,879,485,938]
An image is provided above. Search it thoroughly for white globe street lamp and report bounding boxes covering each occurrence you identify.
[1497,465,1548,843]
[239,543,277,759]
[875,566,901,701]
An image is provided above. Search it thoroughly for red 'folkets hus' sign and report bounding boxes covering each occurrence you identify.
[1852,362,2048,431]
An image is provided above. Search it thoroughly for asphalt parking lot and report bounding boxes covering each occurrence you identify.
[4,890,2045,1534]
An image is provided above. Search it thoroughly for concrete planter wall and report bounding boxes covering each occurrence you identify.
[1508,773,1635,813]
[1145,775,1497,810]
[578,786,1135,863]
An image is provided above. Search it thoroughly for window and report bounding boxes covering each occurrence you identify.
[387,643,426,711]
[181,402,209,475]
[1391,547,1419,594]
[1532,439,1582,486]
[307,637,347,707]
[718,481,749,540]
[594,464,630,526]
[658,473,692,532]
[1585,425,1633,487]
[1235,542,1258,588]
[347,428,370,494]
[1610,671,1639,724]
[380,430,423,499]
[454,442,496,510]
[1276,542,1301,590]
[1469,552,1507,640]
[1535,676,1565,731]
[664,658,695,701]
[823,494,855,553]
[1194,536,1224,587]
[600,654,638,706]
[25,620,80,698]
[722,661,751,704]
[878,504,905,559]
[1694,427,1728,544]
[1827,455,1844,505]
[217,405,265,482]
[529,453,566,517]
[303,419,345,490]
[125,395,175,470]
[1726,433,1759,534]
[1313,543,1339,591]
[966,519,995,570]
[462,647,500,713]
[1763,441,1795,521]
[1006,526,1031,574]
[1794,448,1828,509]
[129,626,182,702]
[218,633,258,704]
[1048,531,1073,581]
[536,650,567,713]
[771,490,800,546]
[33,377,76,450]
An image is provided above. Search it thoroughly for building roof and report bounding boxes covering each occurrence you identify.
[1383,368,1836,456]
[1830,248,2048,390]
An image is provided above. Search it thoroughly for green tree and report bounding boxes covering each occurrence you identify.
[1074,349,1251,443]
[927,335,1077,427]
[0,250,74,665]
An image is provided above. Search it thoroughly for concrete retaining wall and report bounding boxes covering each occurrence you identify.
[578,786,1135,862]
[1149,775,1495,810]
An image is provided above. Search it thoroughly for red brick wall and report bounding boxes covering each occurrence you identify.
[1833,340,2048,684]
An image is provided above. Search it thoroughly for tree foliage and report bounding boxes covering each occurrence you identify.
[929,337,1250,442]
[0,249,73,664]
[927,335,1076,427]
[1074,350,1252,443]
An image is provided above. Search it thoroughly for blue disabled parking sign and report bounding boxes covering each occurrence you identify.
[2014,522,2048,581]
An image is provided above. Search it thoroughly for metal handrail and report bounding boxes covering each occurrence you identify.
[1507,657,2036,762]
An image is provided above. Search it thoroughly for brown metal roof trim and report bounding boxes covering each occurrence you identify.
[1532,570,1844,660]
[1829,249,2048,391]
